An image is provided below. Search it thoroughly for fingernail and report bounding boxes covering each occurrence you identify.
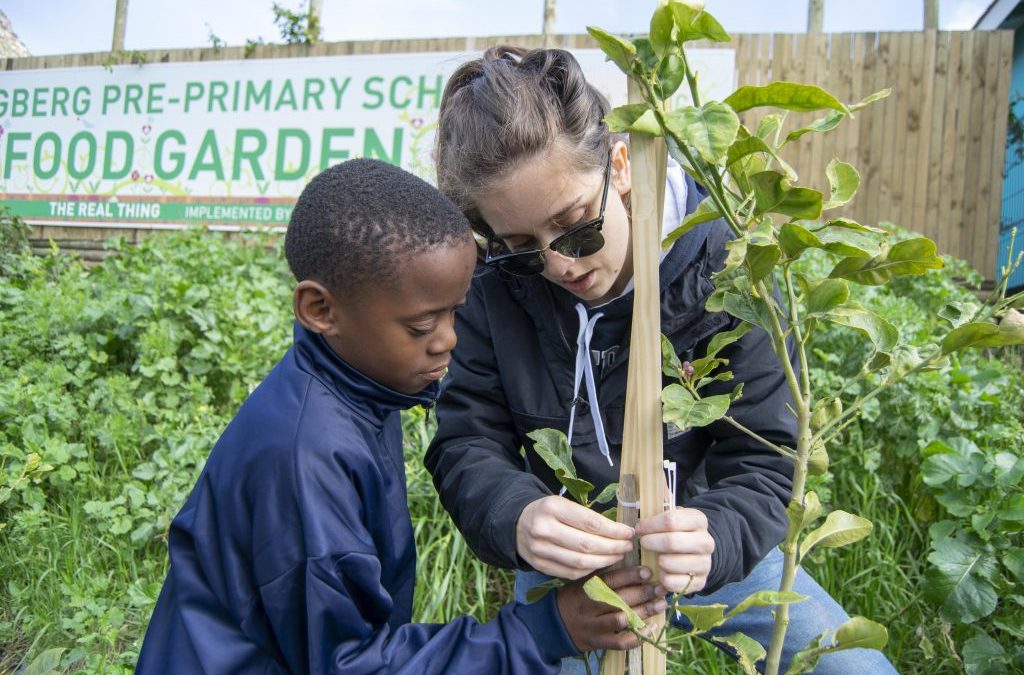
[655,600,668,613]
[654,585,666,596]
[639,567,651,580]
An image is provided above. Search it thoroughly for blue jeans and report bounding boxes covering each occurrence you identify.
[514,548,898,674]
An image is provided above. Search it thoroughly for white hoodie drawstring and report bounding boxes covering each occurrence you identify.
[567,303,613,467]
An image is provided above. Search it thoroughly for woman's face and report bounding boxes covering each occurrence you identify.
[474,140,633,306]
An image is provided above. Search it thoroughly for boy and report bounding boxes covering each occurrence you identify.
[135,159,666,674]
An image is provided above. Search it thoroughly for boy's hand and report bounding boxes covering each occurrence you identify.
[635,508,715,594]
[517,495,635,579]
[555,566,667,653]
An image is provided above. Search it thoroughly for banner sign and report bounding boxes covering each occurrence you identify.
[0,49,734,229]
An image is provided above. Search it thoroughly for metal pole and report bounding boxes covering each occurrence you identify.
[112,0,129,51]
[542,0,556,48]
[807,0,824,33]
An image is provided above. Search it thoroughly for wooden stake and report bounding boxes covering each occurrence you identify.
[608,79,669,675]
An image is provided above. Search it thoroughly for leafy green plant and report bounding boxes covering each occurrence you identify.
[272,1,320,45]
[574,2,1024,673]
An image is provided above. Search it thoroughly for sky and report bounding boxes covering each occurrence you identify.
[2,0,998,56]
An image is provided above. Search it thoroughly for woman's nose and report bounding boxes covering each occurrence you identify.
[542,249,575,278]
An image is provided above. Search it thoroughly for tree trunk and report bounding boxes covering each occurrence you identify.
[112,0,129,51]
[807,0,824,33]
[542,0,556,48]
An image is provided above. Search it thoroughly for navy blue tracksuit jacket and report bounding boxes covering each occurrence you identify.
[136,322,577,674]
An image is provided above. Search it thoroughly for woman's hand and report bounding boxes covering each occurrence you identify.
[635,508,715,594]
[516,495,635,579]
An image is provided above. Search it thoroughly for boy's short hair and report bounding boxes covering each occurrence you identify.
[285,159,471,296]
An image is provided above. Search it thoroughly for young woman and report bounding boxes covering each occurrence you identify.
[426,46,896,673]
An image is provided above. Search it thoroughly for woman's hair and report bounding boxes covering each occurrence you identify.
[435,46,612,235]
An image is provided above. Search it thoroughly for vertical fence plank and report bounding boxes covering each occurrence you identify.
[960,32,987,268]
[914,30,940,243]
[989,30,1015,278]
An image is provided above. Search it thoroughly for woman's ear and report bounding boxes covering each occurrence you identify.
[293,280,341,336]
[611,140,631,196]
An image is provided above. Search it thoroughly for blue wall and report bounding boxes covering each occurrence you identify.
[1000,28,1024,289]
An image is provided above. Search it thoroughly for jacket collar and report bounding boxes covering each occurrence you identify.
[291,321,437,423]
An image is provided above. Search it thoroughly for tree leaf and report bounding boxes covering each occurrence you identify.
[726,590,808,619]
[849,87,892,112]
[745,244,781,284]
[831,616,888,651]
[649,2,676,59]
[826,304,899,355]
[805,279,850,316]
[824,159,860,209]
[586,26,637,75]
[592,481,619,505]
[663,102,741,165]
[582,576,647,631]
[725,82,849,114]
[664,196,721,249]
[750,171,823,219]
[657,53,687,99]
[662,333,684,378]
[670,2,730,43]
[786,490,823,532]
[527,428,593,504]
[721,286,775,334]
[941,321,1024,355]
[715,632,766,675]
[1003,549,1024,582]
[785,109,846,143]
[703,321,752,361]
[674,602,728,632]
[662,384,731,429]
[525,578,564,603]
[605,104,661,136]
[925,538,999,623]
[829,237,943,285]
[799,510,873,559]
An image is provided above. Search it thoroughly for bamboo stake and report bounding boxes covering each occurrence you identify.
[610,78,669,675]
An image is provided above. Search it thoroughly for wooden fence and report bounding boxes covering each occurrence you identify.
[2,30,1015,278]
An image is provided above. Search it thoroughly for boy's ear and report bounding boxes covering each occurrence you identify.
[293,280,342,336]
[611,140,631,195]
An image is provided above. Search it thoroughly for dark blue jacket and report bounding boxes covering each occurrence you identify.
[136,322,577,674]
[425,176,797,594]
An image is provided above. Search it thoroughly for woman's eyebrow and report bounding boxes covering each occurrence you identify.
[547,195,583,223]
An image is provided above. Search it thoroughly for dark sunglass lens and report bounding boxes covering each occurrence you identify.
[553,228,605,258]
[498,252,546,277]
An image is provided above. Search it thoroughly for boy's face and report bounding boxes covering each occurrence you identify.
[324,238,477,395]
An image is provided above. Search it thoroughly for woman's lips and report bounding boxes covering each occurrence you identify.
[562,270,596,294]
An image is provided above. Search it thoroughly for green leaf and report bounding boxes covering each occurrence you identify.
[787,491,823,532]
[745,244,781,284]
[632,37,659,69]
[715,632,766,675]
[824,159,860,209]
[582,576,646,631]
[826,305,899,355]
[22,648,66,675]
[592,481,619,505]
[963,633,1007,675]
[941,321,1024,355]
[662,384,731,429]
[605,104,662,136]
[807,439,830,476]
[805,279,850,316]
[703,321,752,361]
[657,53,687,99]
[785,109,846,143]
[849,87,892,112]
[785,632,828,675]
[818,217,887,235]
[757,114,784,140]
[721,286,775,334]
[527,428,594,505]
[662,333,684,378]
[649,2,676,59]
[750,171,824,219]
[725,82,849,115]
[924,537,999,623]
[663,103,741,165]
[674,602,728,632]
[1003,549,1024,582]
[670,2,731,43]
[726,590,808,619]
[831,616,888,651]
[525,578,564,603]
[799,510,873,559]
[829,237,943,285]
[586,26,637,75]
[665,196,721,249]
[998,494,1024,522]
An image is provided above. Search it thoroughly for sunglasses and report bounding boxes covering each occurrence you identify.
[483,152,611,277]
